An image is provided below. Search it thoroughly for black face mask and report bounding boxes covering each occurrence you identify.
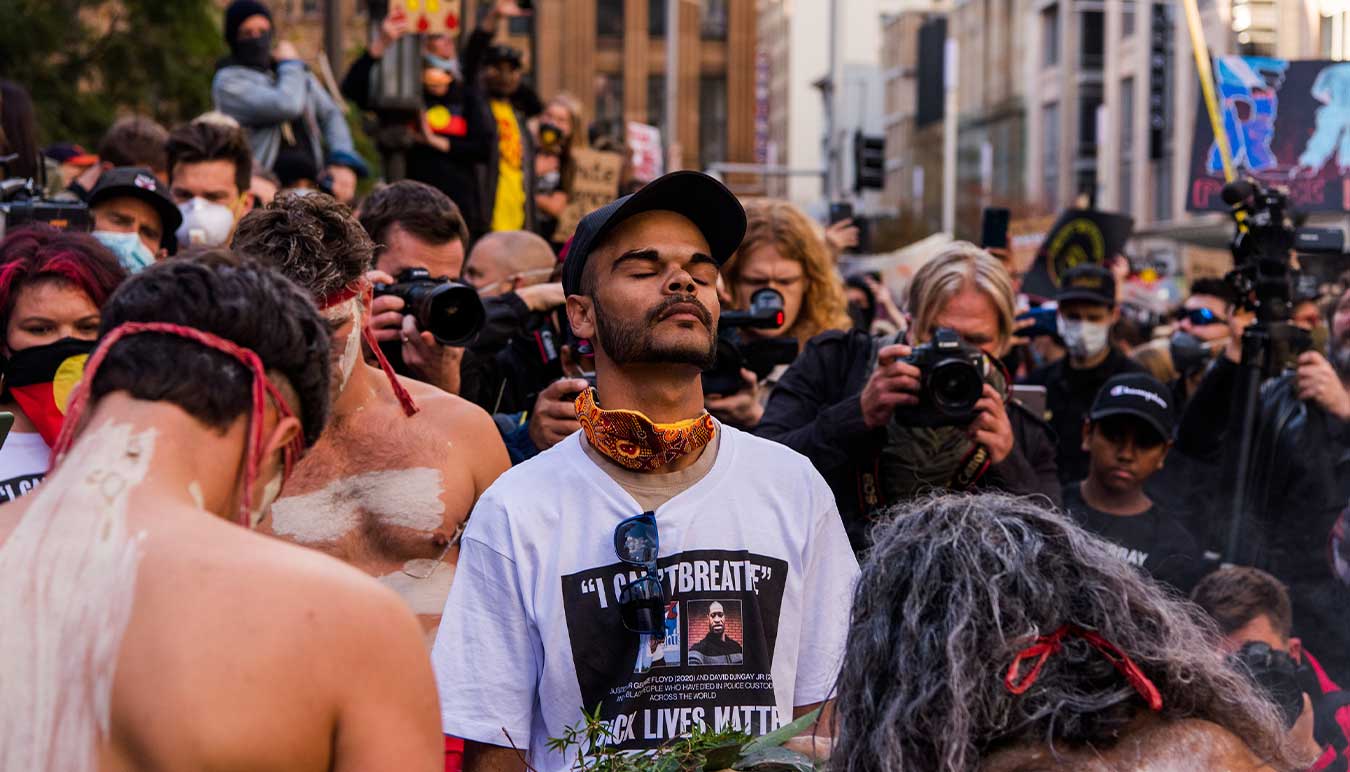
[232,30,273,70]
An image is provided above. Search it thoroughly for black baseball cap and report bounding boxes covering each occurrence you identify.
[484,44,523,68]
[1089,373,1175,441]
[561,171,747,296]
[88,166,182,252]
[1057,264,1116,307]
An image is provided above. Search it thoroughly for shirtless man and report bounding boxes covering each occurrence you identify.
[0,257,440,771]
[829,492,1315,772]
[231,192,510,641]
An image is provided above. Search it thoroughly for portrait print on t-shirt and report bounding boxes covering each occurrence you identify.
[561,548,787,750]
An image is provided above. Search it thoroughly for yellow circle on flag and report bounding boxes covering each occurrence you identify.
[53,354,88,414]
[426,104,452,132]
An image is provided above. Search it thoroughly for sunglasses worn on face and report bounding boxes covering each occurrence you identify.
[1181,307,1226,326]
[614,511,666,634]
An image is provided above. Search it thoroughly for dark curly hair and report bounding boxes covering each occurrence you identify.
[831,493,1299,772]
[90,255,331,447]
[231,191,373,300]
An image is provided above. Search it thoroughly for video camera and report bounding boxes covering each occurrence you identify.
[701,288,798,395]
[0,170,90,240]
[372,268,486,346]
[891,327,988,428]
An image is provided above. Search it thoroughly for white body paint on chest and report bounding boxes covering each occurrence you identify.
[0,423,153,772]
[270,467,445,543]
[376,561,458,616]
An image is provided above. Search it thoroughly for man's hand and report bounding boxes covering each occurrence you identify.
[971,383,1014,463]
[824,218,859,258]
[1297,350,1350,420]
[274,40,301,62]
[705,369,764,427]
[860,343,921,429]
[417,115,451,152]
[367,269,406,343]
[529,378,587,450]
[370,10,410,58]
[515,282,566,313]
[1224,307,1255,363]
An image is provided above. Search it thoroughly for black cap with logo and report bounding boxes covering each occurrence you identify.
[1056,264,1116,308]
[561,171,747,296]
[88,167,182,253]
[1089,373,1175,441]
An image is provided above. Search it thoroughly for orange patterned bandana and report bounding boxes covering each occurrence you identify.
[575,388,717,472]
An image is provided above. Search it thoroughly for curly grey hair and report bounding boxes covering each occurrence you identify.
[830,493,1298,772]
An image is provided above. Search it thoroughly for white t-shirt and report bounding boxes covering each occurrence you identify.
[431,424,858,771]
[0,432,49,503]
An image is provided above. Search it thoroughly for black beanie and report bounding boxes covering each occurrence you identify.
[224,0,272,46]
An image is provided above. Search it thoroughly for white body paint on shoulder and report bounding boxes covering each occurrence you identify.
[376,560,458,616]
[0,423,153,772]
[270,467,445,543]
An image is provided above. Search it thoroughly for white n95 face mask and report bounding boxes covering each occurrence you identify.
[1057,315,1110,359]
[175,197,237,248]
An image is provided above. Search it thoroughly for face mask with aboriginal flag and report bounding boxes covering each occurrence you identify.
[3,337,95,446]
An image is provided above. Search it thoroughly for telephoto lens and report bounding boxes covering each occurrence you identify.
[373,268,486,346]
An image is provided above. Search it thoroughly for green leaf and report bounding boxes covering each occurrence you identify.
[702,739,747,770]
[739,708,821,757]
[732,746,817,772]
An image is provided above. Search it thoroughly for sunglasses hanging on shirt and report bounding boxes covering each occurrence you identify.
[613,511,666,634]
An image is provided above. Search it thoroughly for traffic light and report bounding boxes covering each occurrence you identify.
[854,131,886,192]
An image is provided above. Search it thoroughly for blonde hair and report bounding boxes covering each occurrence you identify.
[546,92,587,155]
[906,241,1016,348]
[721,199,851,343]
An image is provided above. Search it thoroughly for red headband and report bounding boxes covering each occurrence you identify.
[319,282,418,417]
[1004,624,1163,711]
[51,321,306,527]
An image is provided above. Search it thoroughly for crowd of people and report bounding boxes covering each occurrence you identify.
[2,1,1350,771]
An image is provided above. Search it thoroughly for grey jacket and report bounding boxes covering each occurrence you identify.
[211,60,366,175]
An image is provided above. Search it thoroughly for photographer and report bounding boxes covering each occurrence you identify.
[0,226,126,501]
[532,94,586,250]
[1192,567,1349,768]
[758,242,1058,553]
[340,11,494,236]
[211,1,368,190]
[709,199,851,428]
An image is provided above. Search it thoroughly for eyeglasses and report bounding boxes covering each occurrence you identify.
[613,511,666,634]
[1180,307,1226,327]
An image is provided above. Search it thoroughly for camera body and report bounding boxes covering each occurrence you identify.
[702,288,798,395]
[0,177,91,239]
[1229,641,1304,730]
[892,327,987,428]
[372,267,486,346]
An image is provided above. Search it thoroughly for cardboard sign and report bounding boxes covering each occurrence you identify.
[394,0,462,35]
[554,149,625,242]
[1187,56,1350,212]
[627,122,664,184]
[1022,209,1134,299]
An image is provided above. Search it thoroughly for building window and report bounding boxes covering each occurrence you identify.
[650,0,667,36]
[699,75,729,169]
[1042,4,1060,68]
[1123,1,1136,37]
[595,72,625,135]
[1119,76,1134,214]
[1153,155,1172,221]
[701,0,728,40]
[1043,101,1060,210]
[597,0,625,39]
[647,75,666,130]
[509,14,531,35]
[1081,10,1104,69]
[1079,90,1101,158]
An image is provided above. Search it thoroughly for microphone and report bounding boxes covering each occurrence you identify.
[1221,180,1256,207]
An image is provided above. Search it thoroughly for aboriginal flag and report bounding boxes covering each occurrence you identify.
[4,338,94,446]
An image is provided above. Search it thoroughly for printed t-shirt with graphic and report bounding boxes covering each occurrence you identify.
[432,424,858,772]
[1061,482,1203,592]
[0,431,49,502]
[490,99,526,231]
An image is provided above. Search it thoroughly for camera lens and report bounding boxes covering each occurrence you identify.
[928,358,983,415]
[410,282,486,346]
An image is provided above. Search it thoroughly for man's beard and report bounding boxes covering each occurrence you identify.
[592,294,716,369]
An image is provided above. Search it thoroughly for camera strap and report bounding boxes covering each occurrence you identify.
[320,282,419,417]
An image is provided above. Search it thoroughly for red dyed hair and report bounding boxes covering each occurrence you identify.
[0,225,128,333]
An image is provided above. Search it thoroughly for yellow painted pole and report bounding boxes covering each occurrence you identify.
[1181,0,1236,182]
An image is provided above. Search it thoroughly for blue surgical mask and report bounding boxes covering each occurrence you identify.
[93,230,156,273]
[423,53,461,79]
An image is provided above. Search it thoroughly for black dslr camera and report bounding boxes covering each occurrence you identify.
[1229,641,1304,729]
[891,327,986,428]
[372,268,486,346]
[701,288,798,395]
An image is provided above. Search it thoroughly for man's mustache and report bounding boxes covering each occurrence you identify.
[646,294,713,328]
